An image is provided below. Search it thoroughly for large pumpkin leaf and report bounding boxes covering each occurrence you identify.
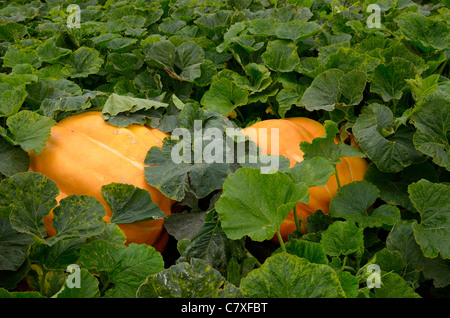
[409,179,450,259]
[286,157,336,188]
[54,268,100,298]
[411,99,450,171]
[102,93,168,117]
[0,84,27,118]
[370,58,416,102]
[79,240,164,298]
[0,172,58,242]
[329,181,401,228]
[137,258,241,298]
[145,138,230,201]
[101,183,166,224]
[395,12,450,52]
[353,103,424,172]
[240,253,345,298]
[215,168,309,241]
[373,272,421,298]
[46,195,106,246]
[63,47,104,78]
[301,69,367,111]
[300,120,365,165]
[261,39,300,72]
[0,218,33,271]
[320,221,364,257]
[4,110,56,154]
[200,77,249,115]
[144,40,205,82]
[0,137,29,178]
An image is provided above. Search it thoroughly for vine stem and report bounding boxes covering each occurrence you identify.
[335,167,342,188]
[276,230,286,253]
[293,205,302,233]
[246,251,262,268]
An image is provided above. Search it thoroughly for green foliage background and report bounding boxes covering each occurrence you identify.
[0,0,449,298]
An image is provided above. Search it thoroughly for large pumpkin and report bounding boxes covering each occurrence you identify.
[28,111,173,251]
[241,117,368,242]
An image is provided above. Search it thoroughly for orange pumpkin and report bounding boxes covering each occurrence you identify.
[241,118,368,242]
[28,111,173,251]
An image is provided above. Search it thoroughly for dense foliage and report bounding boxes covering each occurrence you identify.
[0,0,449,298]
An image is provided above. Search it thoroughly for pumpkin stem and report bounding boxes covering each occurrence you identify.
[276,230,287,253]
[335,167,342,188]
[293,205,302,233]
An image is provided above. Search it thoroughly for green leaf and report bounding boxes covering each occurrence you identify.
[337,270,359,298]
[101,183,165,224]
[0,218,33,271]
[409,180,450,259]
[324,47,379,74]
[233,63,272,93]
[300,120,365,164]
[286,157,336,188]
[201,77,249,115]
[411,99,450,170]
[370,58,416,102]
[6,110,56,154]
[380,42,427,75]
[137,258,240,298]
[106,37,137,52]
[79,240,164,298]
[276,83,307,117]
[29,238,86,271]
[261,40,300,72]
[54,267,100,298]
[102,93,168,117]
[0,85,28,118]
[0,288,45,298]
[0,172,58,242]
[338,70,367,106]
[247,18,280,36]
[406,74,440,102]
[320,221,364,257]
[373,272,421,298]
[275,20,321,41]
[215,168,309,241]
[3,48,41,69]
[36,40,71,64]
[46,195,106,246]
[144,139,229,201]
[274,239,329,265]
[0,137,30,178]
[177,213,236,272]
[301,69,342,111]
[329,181,401,228]
[240,253,345,298]
[144,40,205,82]
[174,41,205,82]
[386,220,425,284]
[353,103,424,172]
[363,163,415,211]
[395,12,450,52]
[422,256,450,289]
[64,47,103,78]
